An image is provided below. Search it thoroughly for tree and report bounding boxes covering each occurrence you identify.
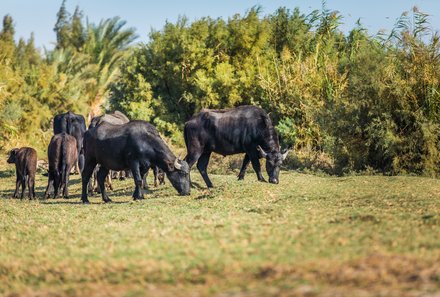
[54,0,71,49]
[70,6,85,51]
[0,15,16,60]
[83,17,137,120]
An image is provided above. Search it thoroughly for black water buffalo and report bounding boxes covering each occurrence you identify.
[53,111,86,173]
[89,111,131,193]
[81,120,190,203]
[184,105,289,188]
[7,147,37,199]
[44,133,78,199]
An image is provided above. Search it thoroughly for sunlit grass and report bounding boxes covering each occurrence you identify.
[0,170,440,296]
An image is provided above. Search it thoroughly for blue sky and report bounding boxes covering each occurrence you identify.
[1,0,440,50]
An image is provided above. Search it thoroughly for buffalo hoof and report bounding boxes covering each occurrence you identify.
[82,200,90,204]
[103,198,112,203]
[237,175,244,181]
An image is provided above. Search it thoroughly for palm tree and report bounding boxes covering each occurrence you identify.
[83,17,137,120]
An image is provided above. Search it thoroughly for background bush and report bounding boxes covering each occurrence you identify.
[1,2,439,176]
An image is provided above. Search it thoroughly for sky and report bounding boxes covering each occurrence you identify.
[1,0,440,50]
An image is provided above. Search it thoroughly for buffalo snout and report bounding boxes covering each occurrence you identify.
[269,178,279,184]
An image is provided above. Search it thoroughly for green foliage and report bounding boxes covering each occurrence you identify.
[1,3,440,176]
[0,2,137,153]
[276,118,296,147]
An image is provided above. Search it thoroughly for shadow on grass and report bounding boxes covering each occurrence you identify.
[191,181,208,190]
[0,170,15,178]
[194,193,215,200]
[40,198,130,205]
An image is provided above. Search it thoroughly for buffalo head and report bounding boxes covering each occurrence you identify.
[257,145,290,184]
[7,148,19,164]
[166,158,191,195]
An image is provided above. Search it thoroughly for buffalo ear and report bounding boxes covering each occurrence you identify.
[257,145,268,158]
[9,148,18,157]
[166,161,175,172]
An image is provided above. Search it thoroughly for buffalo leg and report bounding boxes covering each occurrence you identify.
[140,166,150,193]
[13,173,20,198]
[63,164,73,198]
[153,166,158,187]
[185,151,202,169]
[131,162,144,200]
[73,162,79,175]
[81,161,96,204]
[197,151,213,188]
[106,173,113,191]
[28,175,35,200]
[142,168,149,190]
[97,166,112,203]
[89,166,97,195]
[185,149,203,188]
[44,172,54,199]
[53,171,62,198]
[237,154,250,180]
[249,151,266,182]
[20,175,26,199]
[78,153,85,173]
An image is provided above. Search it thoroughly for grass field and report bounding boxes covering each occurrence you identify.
[1,167,440,296]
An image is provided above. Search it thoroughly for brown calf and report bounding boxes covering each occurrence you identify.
[44,133,78,198]
[7,147,37,199]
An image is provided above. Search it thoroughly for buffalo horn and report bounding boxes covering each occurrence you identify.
[174,158,182,170]
[257,145,268,158]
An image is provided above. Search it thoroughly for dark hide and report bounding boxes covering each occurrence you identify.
[81,120,190,203]
[44,133,78,198]
[53,111,86,173]
[88,110,131,193]
[184,105,289,188]
[7,147,37,199]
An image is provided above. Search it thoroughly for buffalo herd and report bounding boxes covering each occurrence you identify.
[6,105,290,203]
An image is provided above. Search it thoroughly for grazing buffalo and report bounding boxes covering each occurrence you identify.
[7,147,37,199]
[53,111,86,173]
[44,133,78,199]
[184,105,289,188]
[81,120,190,203]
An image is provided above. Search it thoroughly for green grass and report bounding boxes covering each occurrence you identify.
[1,168,440,296]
